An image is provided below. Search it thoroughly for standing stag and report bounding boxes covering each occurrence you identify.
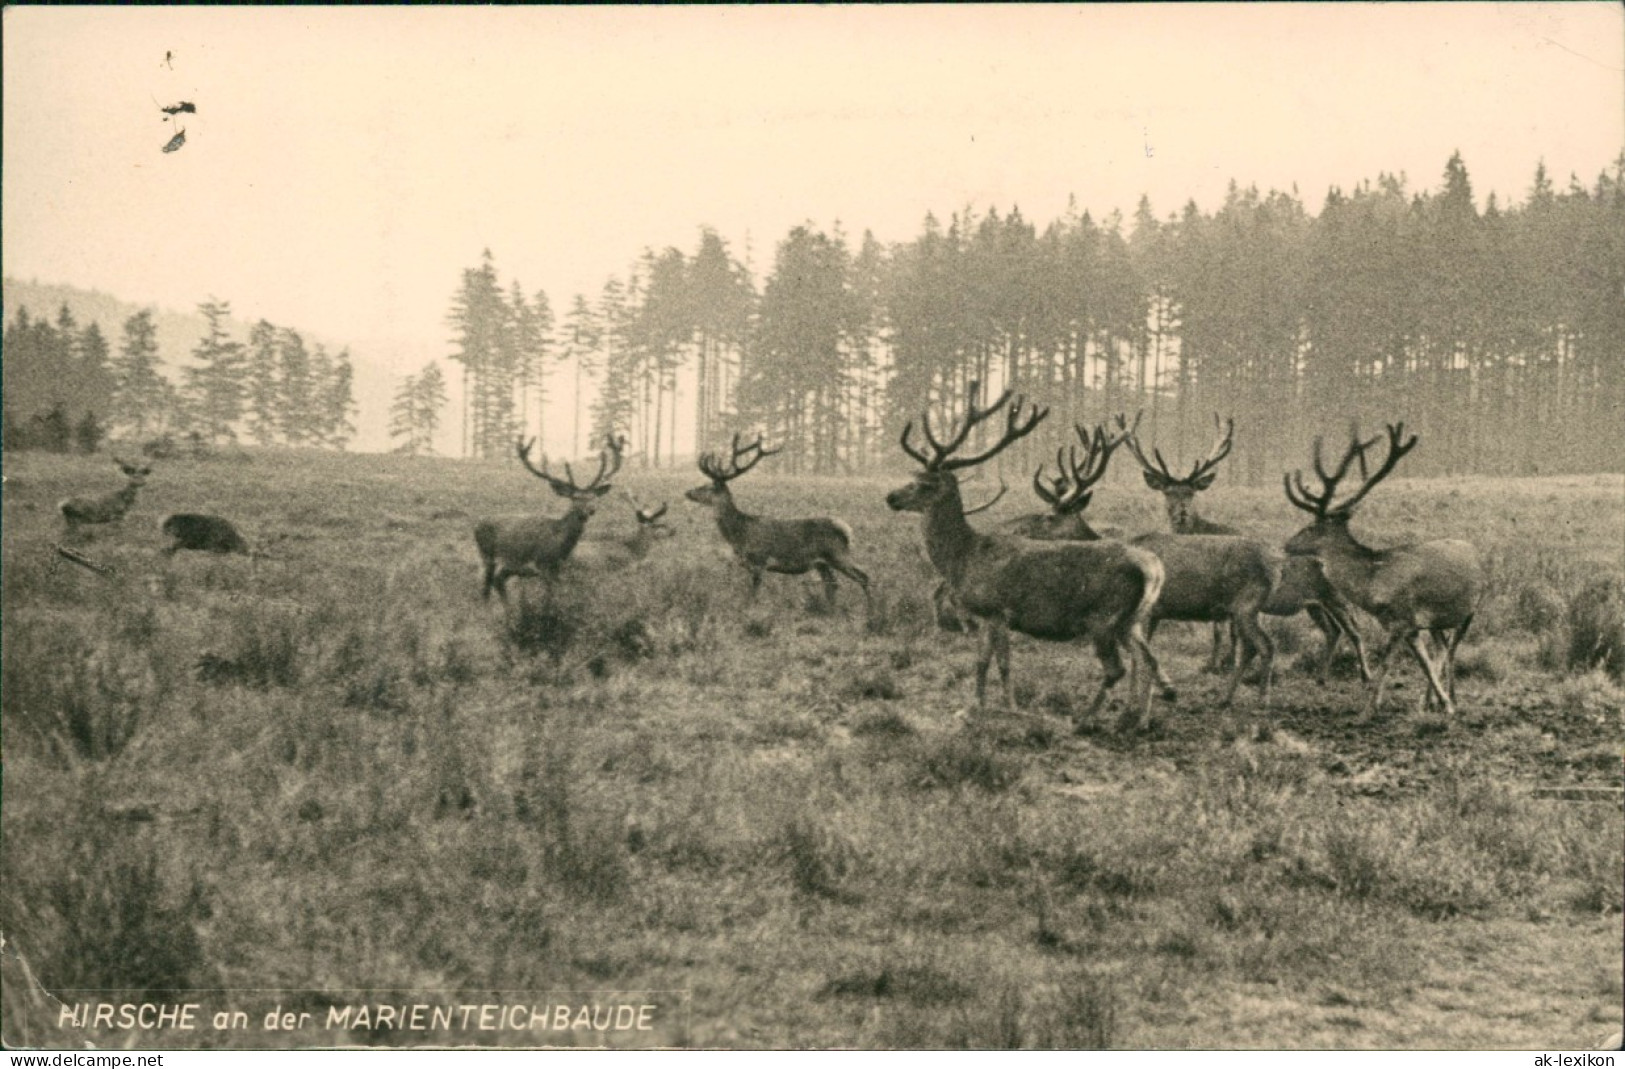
[59,457,151,530]
[685,434,871,612]
[1120,412,1370,684]
[886,383,1169,731]
[473,435,623,602]
[1284,423,1482,718]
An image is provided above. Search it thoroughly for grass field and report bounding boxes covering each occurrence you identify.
[2,448,1621,1050]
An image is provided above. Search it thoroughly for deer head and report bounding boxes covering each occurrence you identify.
[1283,422,1414,555]
[685,432,782,507]
[887,381,1049,514]
[623,490,674,540]
[1120,413,1233,530]
[113,456,153,486]
[516,433,624,516]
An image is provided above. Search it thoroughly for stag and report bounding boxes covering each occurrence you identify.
[161,513,249,556]
[1284,423,1482,717]
[1004,421,1127,541]
[59,457,151,530]
[886,383,1169,731]
[1121,412,1370,686]
[685,433,871,612]
[572,491,675,569]
[473,435,623,602]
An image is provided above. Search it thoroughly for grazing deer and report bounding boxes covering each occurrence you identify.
[474,435,624,602]
[59,457,151,530]
[1004,421,1127,542]
[1121,412,1370,685]
[886,383,1169,732]
[161,513,249,555]
[685,433,871,612]
[1284,423,1482,718]
[572,491,675,569]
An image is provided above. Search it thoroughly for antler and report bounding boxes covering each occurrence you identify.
[1032,423,1122,516]
[698,432,782,484]
[1119,411,1232,486]
[900,380,1049,472]
[1188,414,1235,484]
[621,488,668,524]
[961,478,1008,516]
[517,434,624,495]
[1284,423,1411,517]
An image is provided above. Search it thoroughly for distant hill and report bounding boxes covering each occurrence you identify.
[2,277,408,452]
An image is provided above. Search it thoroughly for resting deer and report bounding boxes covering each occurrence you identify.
[886,383,1169,732]
[59,457,151,530]
[1284,423,1481,718]
[572,491,675,569]
[1122,412,1369,686]
[161,513,249,556]
[474,435,623,602]
[685,433,871,612]
[1004,421,1127,542]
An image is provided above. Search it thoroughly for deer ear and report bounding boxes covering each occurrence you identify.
[1141,471,1167,491]
[1192,472,1217,491]
[591,484,613,497]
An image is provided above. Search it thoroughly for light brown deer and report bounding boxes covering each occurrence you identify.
[474,435,623,602]
[1284,423,1482,718]
[59,457,151,531]
[1121,412,1370,686]
[685,433,871,611]
[885,383,1169,732]
[572,491,675,569]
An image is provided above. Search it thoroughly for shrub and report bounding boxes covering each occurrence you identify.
[1567,577,1625,681]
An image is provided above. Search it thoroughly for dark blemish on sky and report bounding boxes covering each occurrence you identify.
[161,101,197,117]
[162,128,187,154]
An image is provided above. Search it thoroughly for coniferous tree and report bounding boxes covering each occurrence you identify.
[112,309,170,438]
[185,298,247,443]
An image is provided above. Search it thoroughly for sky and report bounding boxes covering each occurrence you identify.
[4,4,1622,454]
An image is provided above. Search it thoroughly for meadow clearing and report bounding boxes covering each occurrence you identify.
[2,447,1621,1050]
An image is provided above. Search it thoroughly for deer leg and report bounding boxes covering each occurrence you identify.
[1362,631,1406,718]
[828,558,872,609]
[1406,631,1454,716]
[993,625,1015,711]
[815,563,839,609]
[1323,597,1372,682]
[1206,621,1229,674]
[747,565,764,599]
[974,624,998,712]
[481,560,497,600]
[1444,615,1472,704]
[492,570,512,605]
[1306,602,1340,684]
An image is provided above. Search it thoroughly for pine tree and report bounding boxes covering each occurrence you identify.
[112,309,171,438]
[245,320,281,446]
[185,298,247,443]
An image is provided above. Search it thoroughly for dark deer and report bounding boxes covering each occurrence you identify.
[161,513,249,555]
[474,435,624,602]
[59,457,151,530]
[1121,412,1369,686]
[1004,421,1127,542]
[1284,423,1482,717]
[573,491,675,569]
[886,383,1169,732]
[685,433,871,612]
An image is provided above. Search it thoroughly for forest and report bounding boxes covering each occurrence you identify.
[6,151,1621,480]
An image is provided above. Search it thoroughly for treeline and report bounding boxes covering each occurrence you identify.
[467,150,1622,481]
[2,300,356,453]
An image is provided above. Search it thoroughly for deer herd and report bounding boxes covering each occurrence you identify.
[54,385,1483,731]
